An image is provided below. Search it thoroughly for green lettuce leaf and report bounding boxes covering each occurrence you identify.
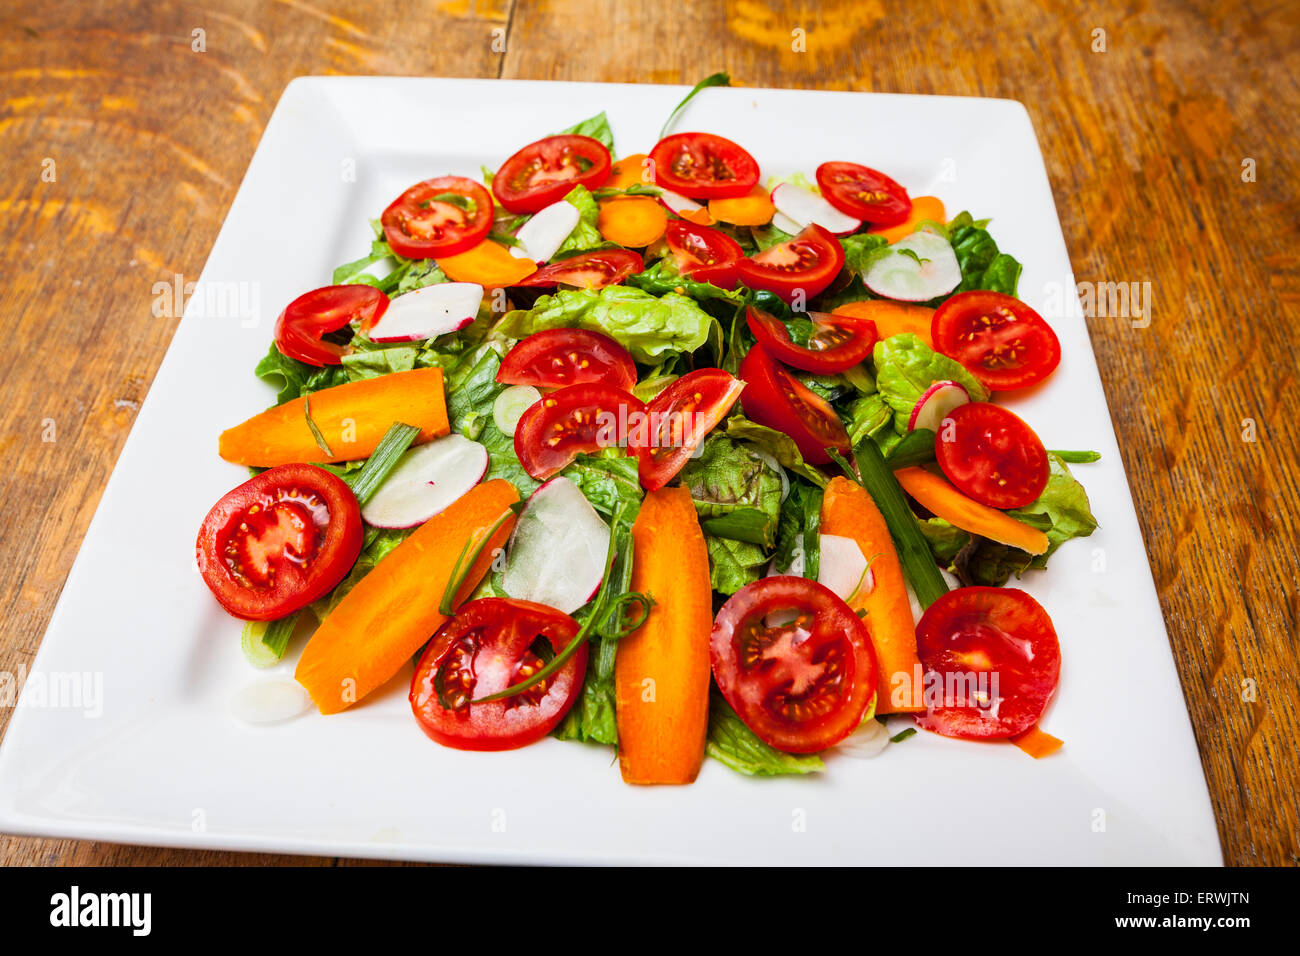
[624,257,746,308]
[678,434,783,548]
[562,450,643,521]
[945,211,1022,296]
[553,184,602,258]
[253,343,347,405]
[1008,454,1099,566]
[840,233,891,273]
[704,535,769,594]
[706,692,824,775]
[872,333,989,434]
[557,111,615,151]
[445,346,540,496]
[724,415,829,488]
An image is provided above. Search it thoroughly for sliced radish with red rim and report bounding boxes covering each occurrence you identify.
[364,283,483,343]
[360,433,489,529]
[508,200,580,264]
[908,380,971,433]
[501,476,610,614]
[862,231,961,302]
[770,182,862,235]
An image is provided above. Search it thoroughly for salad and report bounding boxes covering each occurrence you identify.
[196,76,1098,782]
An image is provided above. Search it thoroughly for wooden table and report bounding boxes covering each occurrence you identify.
[1,0,1296,867]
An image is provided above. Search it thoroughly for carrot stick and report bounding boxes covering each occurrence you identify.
[708,184,775,226]
[607,153,650,190]
[832,300,936,347]
[894,467,1050,555]
[294,479,519,714]
[597,196,668,247]
[1011,724,1063,758]
[821,476,926,714]
[437,240,536,286]
[615,486,713,784]
[218,367,449,467]
[868,196,947,244]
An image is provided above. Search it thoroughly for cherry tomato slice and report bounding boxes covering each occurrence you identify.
[492,134,612,214]
[514,382,645,479]
[736,224,845,304]
[664,219,744,289]
[273,285,389,367]
[497,328,637,393]
[711,576,878,753]
[934,402,1049,509]
[931,291,1062,391]
[628,368,745,491]
[410,598,585,751]
[514,249,644,290]
[380,176,495,260]
[196,464,363,621]
[913,587,1060,739]
[649,132,760,200]
[815,161,912,226]
[746,306,878,374]
[738,345,850,465]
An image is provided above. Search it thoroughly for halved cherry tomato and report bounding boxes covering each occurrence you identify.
[649,132,760,200]
[514,382,645,479]
[497,329,637,393]
[913,587,1060,739]
[664,219,744,289]
[815,162,912,226]
[935,401,1049,509]
[711,576,878,753]
[931,291,1061,391]
[410,598,585,751]
[629,368,745,491]
[738,345,849,465]
[492,134,612,214]
[514,248,644,290]
[196,464,363,621]
[736,224,845,304]
[746,305,878,373]
[380,176,494,260]
[274,285,388,367]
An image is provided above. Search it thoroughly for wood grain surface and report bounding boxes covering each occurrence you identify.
[0,0,1296,867]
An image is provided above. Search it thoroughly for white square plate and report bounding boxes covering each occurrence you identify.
[0,78,1221,865]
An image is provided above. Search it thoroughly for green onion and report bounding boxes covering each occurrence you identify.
[437,507,518,616]
[1047,449,1101,464]
[240,611,300,668]
[303,395,334,458]
[659,71,731,140]
[885,428,937,469]
[346,422,420,505]
[889,727,917,744]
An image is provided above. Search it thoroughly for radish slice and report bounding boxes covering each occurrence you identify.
[501,477,610,614]
[493,384,541,436]
[818,534,874,603]
[836,717,891,759]
[366,283,483,342]
[770,211,803,236]
[862,230,961,302]
[659,189,708,219]
[360,434,489,529]
[771,182,862,235]
[908,380,970,432]
[509,200,580,263]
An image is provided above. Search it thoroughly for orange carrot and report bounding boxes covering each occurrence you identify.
[821,477,926,714]
[295,479,519,715]
[832,300,936,347]
[708,184,775,226]
[675,204,715,226]
[597,196,668,247]
[615,486,713,784]
[437,240,536,286]
[868,196,947,244]
[894,467,1050,555]
[218,367,449,467]
[607,153,650,190]
[1011,724,1064,758]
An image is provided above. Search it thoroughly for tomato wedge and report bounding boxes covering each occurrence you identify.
[273,285,388,367]
[514,249,644,290]
[931,291,1061,391]
[514,382,644,479]
[497,328,637,393]
[649,132,760,200]
[711,576,878,753]
[913,587,1060,739]
[736,224,845,304]
[492,134,612,214]
[196,464,363,621]
[629,368,745,491]
[746,305,877,373]
[935,401,1049,509]
[410,598,585,751]
[815,161,912,226]
[380,176,494,260]
[738,345,849,465]
[664,219,744,289]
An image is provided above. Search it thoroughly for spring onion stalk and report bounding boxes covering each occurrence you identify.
[346,421,420,504]
[240,611,300,668]
[1047,449,1101,464]
[437,507,518,616]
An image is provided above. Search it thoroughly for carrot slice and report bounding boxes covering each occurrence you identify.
[708,184,775,226]
[218,367,449,467]
[821,477,925,714]
[615,486,713,784]
[894,467,1050,555]
[597,196,668,248]
[832,300,936,347]
[868,196,947,244]
[1011,724,1064,758]
[607,153,650,190]
[437,240,536,286]
[294,479,519,714]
